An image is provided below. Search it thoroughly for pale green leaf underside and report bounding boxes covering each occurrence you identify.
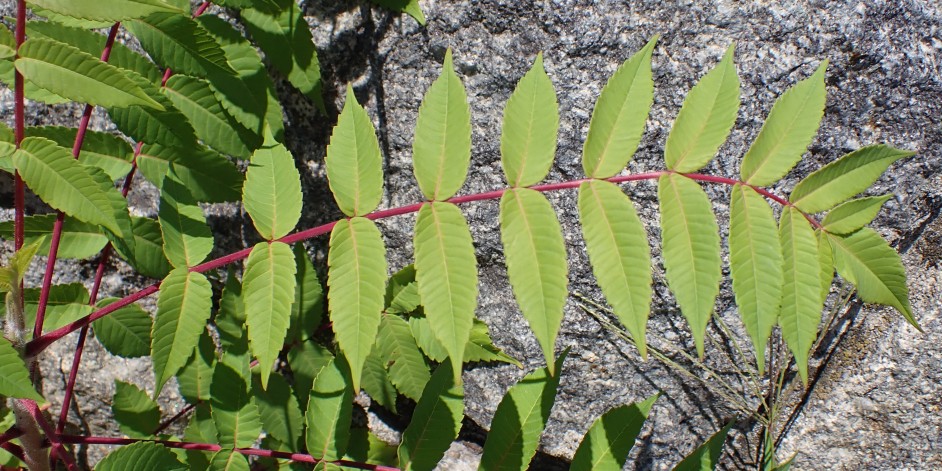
[0,59,69,105]
[15,38,161,109]
[26,0,182,22]
[816,229,835,306]
[578,180,652,358]
[741,62,827,186]
[126,12,235,77]
[398,362,464,471]
[414,202,479,380]
[658,173,722,356]
[162,74,257,158]
[413,49,472,201]
[728,184,783,373]
[828,228,915,328]
[571,394,658,471]
[328,217,388,393]
[778,206,822,383]
[243,139,303,240]
[821,194,892,235]
[380,315,431,401]
[158,173,213,268]
[305,358,354,462]
[582,37,656,179]
[93,298,152,358]
[243,241,297,389]
[0,214,107,260]
[112,380,161,438]
[671,422,734,471]
[478,353,566,471]
[500,188,568,368]
[501,52,559,187]
[96,442,186,471]
[211,359,262,448]
[13,137,120,234]
[789,145,913,213]
[0,337,44,402]
[327,86,384,217]
[152,268,213,396]
[665,45,740,173]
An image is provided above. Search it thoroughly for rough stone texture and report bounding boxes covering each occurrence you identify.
[2,0,941,469]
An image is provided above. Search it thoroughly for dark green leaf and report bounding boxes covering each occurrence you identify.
[107,73,199,148]
[127,12,236,77]
[288,243,324,343]
[96,442,186,471]
[212,357,263,448]
[672,422,734,471]
[381,315,431,401]
[158,172,214,268]
[112,380,161,438]
[26,0,183,22]
[93,298,153,358]
[177,330,216,404]
[368,0,426,25]
[25,126,134,181]
[398,362,464,471]
[571,394,659,471]
[253,372,304,449]
[305,357,354,462]
[385,265,420,315]
[287,340,334,409]
[137,143,244,203]
[112,216,172,279]
[0,336,44,402]
[362,348,398,413]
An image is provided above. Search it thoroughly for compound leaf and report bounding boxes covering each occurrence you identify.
[158,172,213,268]
[211,359,262,448]
[665,45,740,173]
[741,62,827,186]
[578,180,652,358]
[821,194,892,235]
[501,53,559,187]
[93,297,153,358]
[571,394,659,471]
[328,217,387,393]
[151,268,213,396]
[479,351,567,471]
[326,86,384,217]
[96,442,186,471]
[26,0,182,22]
[789,145,913,213]
[672,422,734,471]
[828,228,915,328]
[243,138,303,240]
[582,37,656,179]
[243,241,296,389]
[162,75,259,158]
[658,173,722,357]
[13,137,120,234]
[500,188,568,368]
[305,358,354,463]
[778,206,822,383]
[412,49,472,201]
[0,336,44,402]
[112,381,161,438]
[728,184,783,373]
[414,202,478,381]
[137,144,244,203]
[380,315,431,401]
[252,371,304,449]
[127,12,235,77]
[398,362,463,471]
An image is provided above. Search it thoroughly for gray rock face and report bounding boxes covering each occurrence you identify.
[2,0,940,469]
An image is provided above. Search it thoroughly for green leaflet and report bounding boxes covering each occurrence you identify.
[362,347,398,412]
[27,0,182,22]
[0,59,69,105]
[151,268,213,396]
[243,241,297,388]
[127,12,236,77]
[328,217,387,392]
[18,283,93,333]
[210,450,250,471]
[162,75,260,158]
[327,86,384,217]
[664,45,740,173]
[26,126,134,181]
[177,330,216,404]
[659,174,722,356]
[184,404,216,470]
[15,38,162,109]
[398,362,464,471]
[88,165,135,255]
[582,37,656,179]
[409,316,521,367]
[728,184,783,373]
[501,53,559,187]
[778,206,822,383]
[380,315,431,401]
[816,230,834,305]
[114,216,172,280]
[252,372,304,450]
[288,243,324,343]
[0,214,107,260]
[212,358,263,448]
[96,442,186,471]
[158,172,214,268]
[570,394,658,471]
[112,380,161,438]
[414,202,478,381]
[412,49,472,201]
[216,268,248,352]
[368,0,426,25]
[828,228,916,328]
[478,351,567,471]
[345,428,400,468]
[0,25,13,60]
[0,336,44,402]
[138,144,244,203]
[287,340,335,409]
[93,297,153,358]
[241,2,324,108]
[821,194,892,235]
[740,62,827,186]
[671,422,734,471]
[789,145,913,213]
[500,188,568,368]
[578,180,652,358]
[385,265,421,314]
[1,239,42,290]
[305,358,354,462]
[13,137,120,234]
[27,21,163,83]
[243,138,303,240]
[107,72,199,149]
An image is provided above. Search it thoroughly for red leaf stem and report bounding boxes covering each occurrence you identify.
[0,426,23,446]
[13,0,26,251]
[152,402,196,436]
[16,400,77,470]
